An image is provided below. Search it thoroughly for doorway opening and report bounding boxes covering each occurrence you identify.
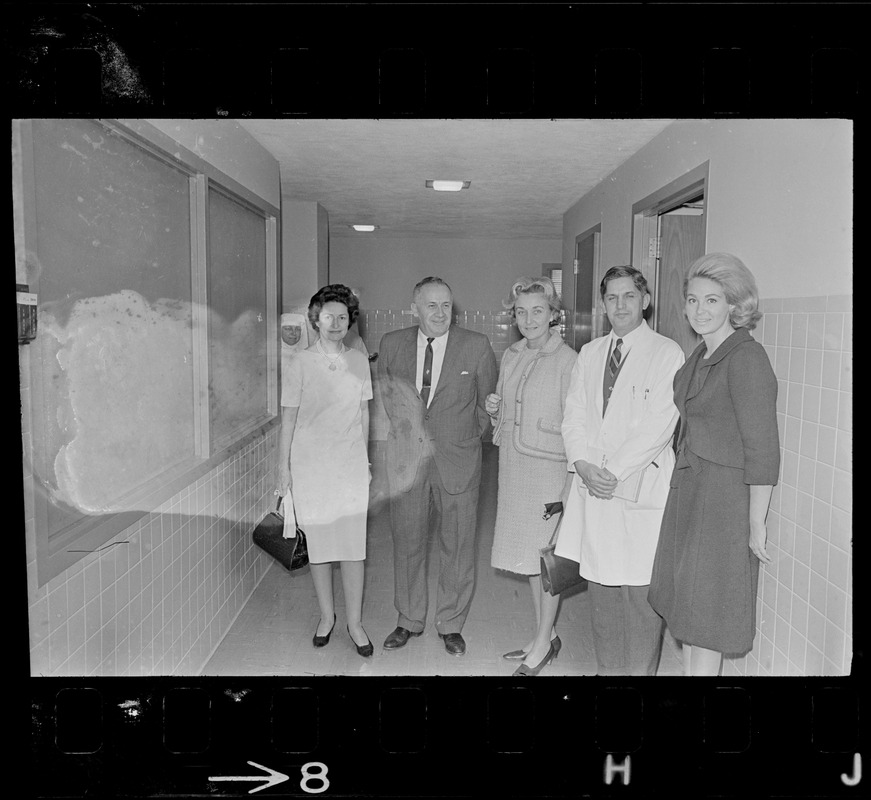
[631,162,708,355]
[570,223,601,351]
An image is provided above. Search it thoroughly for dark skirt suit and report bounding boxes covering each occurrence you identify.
[648,329,780,655]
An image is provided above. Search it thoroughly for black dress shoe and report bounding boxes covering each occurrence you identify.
[312,614,336,648]
[438,632,466,656]
[383,626,422,650]
[348,626,374,657]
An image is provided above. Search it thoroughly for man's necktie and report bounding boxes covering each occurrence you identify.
[420,337,434,405]
[603,338,624,414]
[609,338,623,377]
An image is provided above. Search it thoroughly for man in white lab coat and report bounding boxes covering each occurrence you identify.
[557,266,684,675]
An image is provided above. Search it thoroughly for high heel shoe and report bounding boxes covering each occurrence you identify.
[503,634,562,661]
[348,625,374,657]
[312,614,336,648]
[512,642,556,676]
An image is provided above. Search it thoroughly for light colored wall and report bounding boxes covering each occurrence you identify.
[330,235,562,312]
[281,199,320,311]
[728,296,852,676]
[143,119,280,208]
[26,121,282,676]
[562,119,852,301]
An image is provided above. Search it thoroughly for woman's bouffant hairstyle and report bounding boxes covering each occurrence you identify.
[684,253,762,330]
[503,275,562,327]
[307,284,360,331]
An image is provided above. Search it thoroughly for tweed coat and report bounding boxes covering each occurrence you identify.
[491,329,577,461]
[371,324,498,495]
[648,328,780,653]
[555,321,684,586]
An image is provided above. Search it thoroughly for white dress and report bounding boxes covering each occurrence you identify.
[281,348,372,563]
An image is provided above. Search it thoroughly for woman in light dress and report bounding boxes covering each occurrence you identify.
[276,284,374,657]
[487,276,576,676]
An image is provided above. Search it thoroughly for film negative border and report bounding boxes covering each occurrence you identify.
[30,677,865,798]
[3,3,869,117]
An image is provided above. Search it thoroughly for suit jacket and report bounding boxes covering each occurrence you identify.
[371,325,498,495]
[555,321,685,585]
[675,328,780,485]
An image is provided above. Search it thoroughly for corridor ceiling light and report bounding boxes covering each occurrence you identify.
[426,180,471,192]
[350,225,378,232]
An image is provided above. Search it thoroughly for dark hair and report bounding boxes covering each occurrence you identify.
[413,276,452,302]
[308,284,360,331]
[599,265,649,299]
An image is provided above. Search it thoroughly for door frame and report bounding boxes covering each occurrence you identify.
[630,161,709,331]
[572,223,601,348]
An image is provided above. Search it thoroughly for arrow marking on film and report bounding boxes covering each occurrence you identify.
[209,761,290,794]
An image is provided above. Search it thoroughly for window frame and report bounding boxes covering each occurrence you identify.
[16,119,280,587]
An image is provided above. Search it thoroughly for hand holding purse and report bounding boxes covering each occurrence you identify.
[252,495,309,571]
[539,502,586,596]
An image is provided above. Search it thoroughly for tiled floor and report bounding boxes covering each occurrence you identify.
[202,444,683,677]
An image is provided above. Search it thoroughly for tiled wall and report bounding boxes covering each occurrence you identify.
[723,294,852,677]
[25,343,280,676]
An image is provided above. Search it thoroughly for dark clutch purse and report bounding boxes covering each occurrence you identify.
[252,497,309,571]
[539,501,587,596]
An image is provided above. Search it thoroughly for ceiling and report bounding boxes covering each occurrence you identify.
[238,119,675,240]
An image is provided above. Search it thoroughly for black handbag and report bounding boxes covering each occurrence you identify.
[539,501,587,596]
[252,497,309,571]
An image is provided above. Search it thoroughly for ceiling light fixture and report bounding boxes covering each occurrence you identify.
[426,180,471,192]
[350,224,378,232]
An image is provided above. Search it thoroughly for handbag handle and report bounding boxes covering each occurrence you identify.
[543,503,564,547]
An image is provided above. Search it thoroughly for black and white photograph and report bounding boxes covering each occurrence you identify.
[17,116,852,680]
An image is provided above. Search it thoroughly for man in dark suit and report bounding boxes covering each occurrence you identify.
[371,277,497,655]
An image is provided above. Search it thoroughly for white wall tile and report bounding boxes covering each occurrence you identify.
[821,350,841,390]
[816,426,836,467]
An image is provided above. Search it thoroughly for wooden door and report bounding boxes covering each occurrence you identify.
[657,213,705,355]
[572,229,599,351]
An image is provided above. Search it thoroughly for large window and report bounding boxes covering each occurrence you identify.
[16,119,279,585]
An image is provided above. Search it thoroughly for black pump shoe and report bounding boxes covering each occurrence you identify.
[503,634,561,660]
[348,625,374,657]
[312,614,336,648]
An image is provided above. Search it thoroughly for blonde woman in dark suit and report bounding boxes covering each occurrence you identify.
[648,253,780,676]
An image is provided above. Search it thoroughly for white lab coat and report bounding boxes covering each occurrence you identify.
[555,321,684,586]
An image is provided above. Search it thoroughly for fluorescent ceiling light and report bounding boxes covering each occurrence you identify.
[350,225,378,232]
[426,180,471,192]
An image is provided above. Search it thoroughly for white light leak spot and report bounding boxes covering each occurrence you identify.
[92,240,100,247]
[60,141,88,159]
[77,196,84,203]
[165,227,171,232]
[257,313,263,322]
[119,699,142,719]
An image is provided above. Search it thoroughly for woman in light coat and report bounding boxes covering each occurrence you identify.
[486,276,576,676]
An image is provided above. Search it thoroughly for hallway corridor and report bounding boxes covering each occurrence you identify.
[202,444,683,677]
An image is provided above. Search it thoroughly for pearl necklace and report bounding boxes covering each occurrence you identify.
[316,339,345,370]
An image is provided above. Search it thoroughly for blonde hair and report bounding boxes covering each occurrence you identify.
[503,276,562,326]
[685,253,762,330]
